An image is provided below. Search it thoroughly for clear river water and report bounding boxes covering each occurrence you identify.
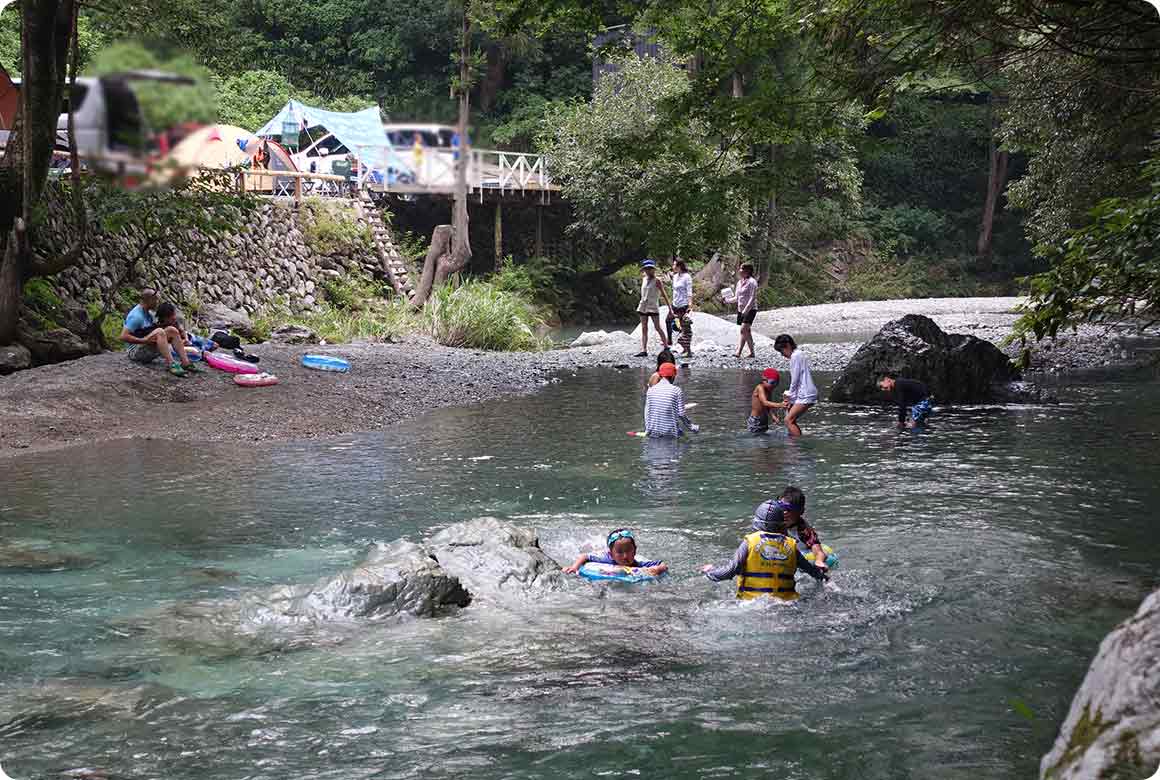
[2,366,1158,779]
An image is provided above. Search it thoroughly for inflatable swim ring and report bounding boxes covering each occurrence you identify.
[578,562,663,584]
[204,350,261,375]
[183,346,202,361]
[301,354,350,373]
[234,372,279,387]
[803,544,840,569]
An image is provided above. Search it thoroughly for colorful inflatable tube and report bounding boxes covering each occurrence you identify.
[234,372,279,387]
[204,350,261,374]
[578,562,663,584]
[301,354,351,372]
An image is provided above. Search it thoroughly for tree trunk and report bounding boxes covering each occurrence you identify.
[411,225,454,308]
[450,6,472,274]
[977,96,1009,265]
[478,45,506,114]
[493,199,503,272]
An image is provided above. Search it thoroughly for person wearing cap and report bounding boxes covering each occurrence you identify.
[562,528,668,576]
[635,259,670,357]
[647,348,676,387]
[701,497,828,600]
[643,362,699,438]
[753,486,827,572]
[748,367,785,434]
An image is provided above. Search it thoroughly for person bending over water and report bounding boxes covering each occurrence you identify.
[701,509,827,600]
[644,363,699,437]
[748,368,784,434]
[648,348,676,387]
[754,486,828,574]
[774,334,817,436]
[563,528,668,577]
[878,376,932,429]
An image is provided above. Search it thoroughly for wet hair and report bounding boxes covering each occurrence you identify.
[739,263,754,275]
[156,302,177,322]
[656,348,675,368]
[774,334,796,351]
[778,486,806,513]
[674,259,687,272]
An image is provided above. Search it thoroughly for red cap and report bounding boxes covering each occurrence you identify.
[762,368,780,382]
[658,362,677,378]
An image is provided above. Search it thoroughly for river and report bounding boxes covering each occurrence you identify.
[1,366,1157,779]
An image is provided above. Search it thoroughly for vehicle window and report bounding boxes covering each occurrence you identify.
[62,84,89,115]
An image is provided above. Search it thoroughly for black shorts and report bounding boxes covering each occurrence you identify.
[737,309,757,325]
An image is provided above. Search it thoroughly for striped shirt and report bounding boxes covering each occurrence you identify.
[644,380,693,438]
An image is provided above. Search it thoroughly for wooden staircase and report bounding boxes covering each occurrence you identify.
[357,191,415,301]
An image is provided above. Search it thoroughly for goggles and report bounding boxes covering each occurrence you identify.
[607,529,635,547]
[776,499,805,513]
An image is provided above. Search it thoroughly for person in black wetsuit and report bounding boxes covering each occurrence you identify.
[878,376,933,428]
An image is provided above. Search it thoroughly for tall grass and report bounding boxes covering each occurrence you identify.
[422,280,547,351]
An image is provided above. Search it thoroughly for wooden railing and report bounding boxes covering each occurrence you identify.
[236,168,352,202]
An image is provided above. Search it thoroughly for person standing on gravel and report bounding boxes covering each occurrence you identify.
[666,259,694,357]
[635,259,670,357]
[734,263,758,359]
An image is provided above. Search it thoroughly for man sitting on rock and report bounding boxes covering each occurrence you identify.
[878,375,932,428]
[119,290,197,377]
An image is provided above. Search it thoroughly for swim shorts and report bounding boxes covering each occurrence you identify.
[747,414,769,434]
[127,343,161,364]
[910,397,933,423]
[736,309,757,326]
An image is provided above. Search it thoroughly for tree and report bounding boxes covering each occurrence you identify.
[538,54,750,270]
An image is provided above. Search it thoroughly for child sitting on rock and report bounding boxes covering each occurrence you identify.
[562,528,668,576]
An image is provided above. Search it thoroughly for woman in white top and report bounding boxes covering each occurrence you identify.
[665,259,695,357]
[733,263,759,359]
[635,259,670,357]
[774,333,818,436]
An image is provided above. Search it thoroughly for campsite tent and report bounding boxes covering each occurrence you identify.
[255,100,392,169]
[0,65,18,130]
[163,124,296,191]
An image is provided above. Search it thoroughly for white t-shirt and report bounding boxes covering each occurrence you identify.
[638,276,660,314]
[671,272,693,309]
[787,350,818,404]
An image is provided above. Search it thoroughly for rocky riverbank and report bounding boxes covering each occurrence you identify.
[0,297,1152,456]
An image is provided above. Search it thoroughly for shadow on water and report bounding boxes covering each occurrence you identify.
[1,367,1158,779]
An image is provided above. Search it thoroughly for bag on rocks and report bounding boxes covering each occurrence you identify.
[211,331,241,350]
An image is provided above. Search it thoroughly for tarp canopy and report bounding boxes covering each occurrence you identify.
[255,100,387,161]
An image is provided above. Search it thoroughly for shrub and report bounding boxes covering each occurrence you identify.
[858,204,949,255]
[320,272,387,311]
[423,280,546,351]
[252,297,416,345]
[300,199,373,256]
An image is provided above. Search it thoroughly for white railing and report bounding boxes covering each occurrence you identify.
[352,145,553,193]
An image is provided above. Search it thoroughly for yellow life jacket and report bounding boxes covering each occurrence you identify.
[736,531,799,601]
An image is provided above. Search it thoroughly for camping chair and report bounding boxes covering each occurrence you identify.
[330,159,352,197]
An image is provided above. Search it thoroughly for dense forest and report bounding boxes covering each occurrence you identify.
[1,0,1158,335]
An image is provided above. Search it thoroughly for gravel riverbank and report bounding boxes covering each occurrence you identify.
[0,297,1151,456]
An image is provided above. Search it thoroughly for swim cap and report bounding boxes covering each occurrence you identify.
[658,362,677,378]
[607,528,635,548]
[752,501,786,532]
[762,368,780,383]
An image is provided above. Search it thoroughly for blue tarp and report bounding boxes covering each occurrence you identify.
[255,100,388,162]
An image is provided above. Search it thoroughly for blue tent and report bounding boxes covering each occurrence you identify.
[255,100,387,160]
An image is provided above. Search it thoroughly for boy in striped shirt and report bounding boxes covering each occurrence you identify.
[643,363,699,437]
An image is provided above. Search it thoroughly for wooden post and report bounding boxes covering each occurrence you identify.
[534,204,543,258]
[494,198,503,271]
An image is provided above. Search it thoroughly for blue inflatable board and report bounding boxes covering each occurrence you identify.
[578,562,662,584]
[301,354,351,373]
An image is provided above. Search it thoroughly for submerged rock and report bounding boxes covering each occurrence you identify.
[0,542,96,572]
[1040,588,1160,779]
[829,314,1046,404]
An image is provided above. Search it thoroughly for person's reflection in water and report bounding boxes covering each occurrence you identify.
[638,436,687,495]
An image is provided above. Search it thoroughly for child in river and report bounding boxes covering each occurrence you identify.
[752,486,829,573]
[701,506,828,600]
[563,528,668,576]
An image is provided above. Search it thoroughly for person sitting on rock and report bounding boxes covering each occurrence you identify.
[563,528,668,577]
[879,375,932,428]
[644,362,699,437]
[748,368,784,433]
[701,502,828,600]
[754,486,829,574]
[119,292,197,377]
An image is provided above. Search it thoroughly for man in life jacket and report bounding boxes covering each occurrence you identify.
[701,506,828,600]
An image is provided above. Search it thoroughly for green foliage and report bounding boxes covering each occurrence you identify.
[1012,148,1160,359]
[423,280,546,351]
[22,278,63,317]
[212,69,374,132]
[252,297,415,344]
[299,199,373,256]
[320,272,387,311]
[88,42,217,131]
[539,54,750,262]
[490,257,573,318]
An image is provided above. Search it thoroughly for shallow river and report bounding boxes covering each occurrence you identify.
[2,367,1158,779]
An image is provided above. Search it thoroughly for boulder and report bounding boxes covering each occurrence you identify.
[17,325,90,365]
[829,314,1041,404]
[570,330,633,348]
[0,343,31,374]
[197,302,255,338]
[269,324,319,345]
[426,518,565,601]
[1040,588,1160,779]
[630,308,776,353]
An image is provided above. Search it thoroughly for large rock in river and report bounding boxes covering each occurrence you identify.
[427,517,565,602]
[829,314,1041,404]
[1040,588,1160,779]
